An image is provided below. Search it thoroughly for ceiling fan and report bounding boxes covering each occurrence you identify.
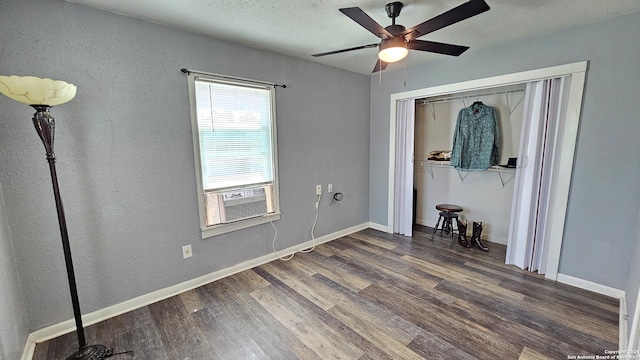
[312,0,490,73]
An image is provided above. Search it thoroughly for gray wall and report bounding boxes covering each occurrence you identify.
[369,11,640,290]
[0,0,370,331]
[0,182,28,360]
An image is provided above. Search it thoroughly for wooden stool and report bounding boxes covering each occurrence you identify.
[432,204,463,244]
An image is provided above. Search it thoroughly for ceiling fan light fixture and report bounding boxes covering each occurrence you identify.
[378,37,408,63]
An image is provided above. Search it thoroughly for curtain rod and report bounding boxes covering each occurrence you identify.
[180,68,287,88]
[417,88,524,105]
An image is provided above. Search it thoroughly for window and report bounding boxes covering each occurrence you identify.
[187,73,280,238]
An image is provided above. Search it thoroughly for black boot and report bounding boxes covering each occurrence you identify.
[471,222,489,252]
[456,219,470,248]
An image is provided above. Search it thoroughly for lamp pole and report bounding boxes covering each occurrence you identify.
[31,105,112,360]
[0,75,126,359]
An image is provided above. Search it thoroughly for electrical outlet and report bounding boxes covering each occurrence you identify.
[328,183,333,193]
[316,184,322,195]
[182,245,192,259]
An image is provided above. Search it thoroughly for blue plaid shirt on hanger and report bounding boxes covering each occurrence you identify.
[450,102,500,171]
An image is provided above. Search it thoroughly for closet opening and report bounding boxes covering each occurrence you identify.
[414,83,526,246]
[387,62,587,280]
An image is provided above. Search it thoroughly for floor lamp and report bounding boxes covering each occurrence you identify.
[0,76,113,360]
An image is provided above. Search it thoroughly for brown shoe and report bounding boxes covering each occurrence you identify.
[471,222,489,252]
[456,220,470,248]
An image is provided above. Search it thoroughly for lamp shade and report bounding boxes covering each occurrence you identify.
[0,75,76,106]
[378,37,408,63]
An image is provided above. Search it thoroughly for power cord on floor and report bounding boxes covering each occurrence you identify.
[271,192,321,261]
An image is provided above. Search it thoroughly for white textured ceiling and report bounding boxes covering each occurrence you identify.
[66,0,640,74]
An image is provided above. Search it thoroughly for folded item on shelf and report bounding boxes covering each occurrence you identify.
[427,150,452,161]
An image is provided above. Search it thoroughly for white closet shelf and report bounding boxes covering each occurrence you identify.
[416,160,515,187]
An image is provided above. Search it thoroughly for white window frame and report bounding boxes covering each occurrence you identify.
[187,72,280,238]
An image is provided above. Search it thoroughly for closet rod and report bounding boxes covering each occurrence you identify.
[417,89,525,105]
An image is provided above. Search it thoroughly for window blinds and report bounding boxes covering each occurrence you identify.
[194,78,274,191]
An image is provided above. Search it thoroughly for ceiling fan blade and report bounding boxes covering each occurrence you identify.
[372,59,388,73]
[408,40,469,56]
[339,7,394,39]
[403,0,490,41]
[312,43,379,57]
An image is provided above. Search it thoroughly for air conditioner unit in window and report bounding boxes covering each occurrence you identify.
[207,187,268,225]
[204,185,274,226]
[220,188,267,223]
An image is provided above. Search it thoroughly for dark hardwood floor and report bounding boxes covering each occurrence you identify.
[34,226,619,359]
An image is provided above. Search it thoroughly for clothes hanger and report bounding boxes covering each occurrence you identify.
[472,92,483,106]
[471,92,483,113]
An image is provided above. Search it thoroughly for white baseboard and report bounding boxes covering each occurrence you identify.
[556,273,626,298]
[621,295,628,352]
[415,218,432,228]
[368,221,390,233]
[629,287,640,351]
[556,274,627,351]
[21,333,37,360]
[22,222,370,359]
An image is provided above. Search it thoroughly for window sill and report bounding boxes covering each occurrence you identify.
[201,212,281,239]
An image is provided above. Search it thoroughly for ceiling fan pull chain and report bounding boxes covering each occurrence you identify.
[379,59,382,91]
[403,49,408,87]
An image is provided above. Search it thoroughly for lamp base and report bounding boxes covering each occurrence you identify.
[66,344,113,360]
